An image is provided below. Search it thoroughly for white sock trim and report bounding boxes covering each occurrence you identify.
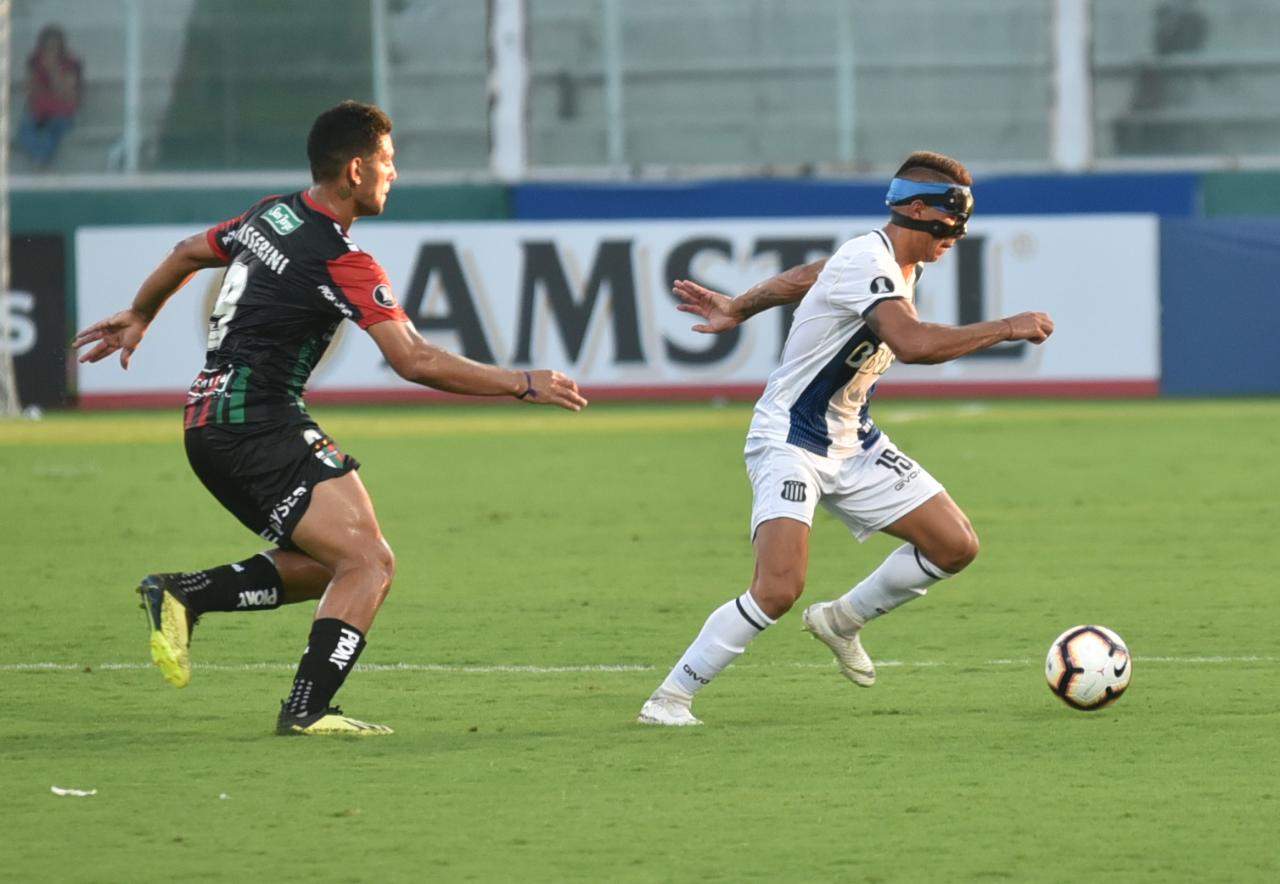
[735,591,775,630]
[844,544,953,623]
[912,547,954,581]
[657,594,771,697]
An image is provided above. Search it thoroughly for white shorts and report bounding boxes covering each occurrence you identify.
[745,434,945,542]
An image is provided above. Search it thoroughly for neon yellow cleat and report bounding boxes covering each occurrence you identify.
[276,704,394,736]
[137,574,197,689]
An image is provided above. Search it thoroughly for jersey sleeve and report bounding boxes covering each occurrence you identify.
[825,248,905,318]
[325,251,410,329]
[203,194,283,263]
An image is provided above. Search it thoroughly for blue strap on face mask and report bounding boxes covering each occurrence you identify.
[884,178,974,219]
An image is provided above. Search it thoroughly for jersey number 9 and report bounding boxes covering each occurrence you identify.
[207,262,249,351]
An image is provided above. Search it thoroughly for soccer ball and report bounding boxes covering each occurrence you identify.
[1044,625,1132,710]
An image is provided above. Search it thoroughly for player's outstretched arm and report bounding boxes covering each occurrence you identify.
[72,232,226,369]
[867,299,1054,365]
[368,320,588,411]
[674,257,828,334]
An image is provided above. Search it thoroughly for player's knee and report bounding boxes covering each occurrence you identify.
[340,537,395,596]
[752,572,805,617]
[935,526,979,574]
[369,539,396,592]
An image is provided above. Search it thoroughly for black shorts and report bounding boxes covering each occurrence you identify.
[184,420,360,547]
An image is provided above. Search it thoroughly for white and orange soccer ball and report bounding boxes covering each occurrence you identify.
[1045,625,1132,710]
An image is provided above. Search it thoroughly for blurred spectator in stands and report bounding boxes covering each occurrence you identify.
[1115,0,1209,155]
[17,25,84,169]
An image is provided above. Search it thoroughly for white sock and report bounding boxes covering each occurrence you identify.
[656,592,775,700]
[840,544,954,623]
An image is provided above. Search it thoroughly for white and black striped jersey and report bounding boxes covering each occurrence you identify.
[747,229,918,459]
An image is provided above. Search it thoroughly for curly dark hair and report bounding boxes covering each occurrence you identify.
[894,150,972,187]
[307,100,393,183]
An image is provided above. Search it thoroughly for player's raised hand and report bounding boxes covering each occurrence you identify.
[674,279,740,334]
[71,308,151,369]
[1005,312,1055,344]
[519,369,589,412]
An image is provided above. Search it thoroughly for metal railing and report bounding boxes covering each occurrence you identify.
[5,0,1279,184]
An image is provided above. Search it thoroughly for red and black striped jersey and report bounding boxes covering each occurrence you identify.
[184,190,407,429]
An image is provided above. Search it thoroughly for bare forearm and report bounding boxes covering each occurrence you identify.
[131,247,218,320]
[401,347,525,397]
[897,319,1013,364]
[730,258,828,321]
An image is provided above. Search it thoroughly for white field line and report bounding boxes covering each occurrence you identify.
[0,656,1273,675]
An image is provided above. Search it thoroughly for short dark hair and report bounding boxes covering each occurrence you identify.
[894,151,972,187]
[307,101,393,183]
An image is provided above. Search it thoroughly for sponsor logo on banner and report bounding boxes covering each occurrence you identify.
[74,216,1160,399]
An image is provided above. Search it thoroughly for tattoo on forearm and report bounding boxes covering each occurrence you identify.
[731,258,826,319]
[734,286,792,318]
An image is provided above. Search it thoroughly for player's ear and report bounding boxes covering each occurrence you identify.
[345,155,363,187]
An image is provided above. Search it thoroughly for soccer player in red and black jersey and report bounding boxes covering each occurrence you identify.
[72,101,588,736]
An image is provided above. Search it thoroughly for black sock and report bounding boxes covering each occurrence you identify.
[283,619,367,717]
[173,554,283,615]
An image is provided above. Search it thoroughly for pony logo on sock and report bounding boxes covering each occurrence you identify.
[236,587,279,608]
[329,628,362,670]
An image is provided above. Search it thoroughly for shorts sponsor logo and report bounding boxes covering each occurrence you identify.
[372,284,397,309]
[267,483,309,538]
[781,480,807,503]
[893,471,919,491]
[892,470,919,491]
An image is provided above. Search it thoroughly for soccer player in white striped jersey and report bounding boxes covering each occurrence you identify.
[638,151,1054,726]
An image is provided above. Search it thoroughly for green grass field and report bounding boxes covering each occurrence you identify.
[2,399,1278,883]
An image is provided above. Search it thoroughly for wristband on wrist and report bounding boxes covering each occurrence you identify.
[517,370,535,399]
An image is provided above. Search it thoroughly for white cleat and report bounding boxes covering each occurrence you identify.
[637,694,703,727]
[802,601,876,687]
